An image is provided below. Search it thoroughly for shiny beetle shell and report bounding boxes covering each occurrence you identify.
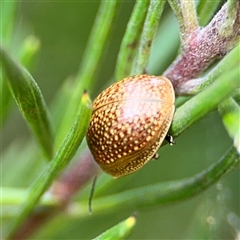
[86,74,175,178]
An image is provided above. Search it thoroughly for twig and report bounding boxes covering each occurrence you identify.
[164,1,240,94]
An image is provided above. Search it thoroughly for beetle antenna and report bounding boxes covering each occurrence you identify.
[89,175,98,214]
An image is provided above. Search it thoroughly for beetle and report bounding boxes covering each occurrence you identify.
[86,74,175,178]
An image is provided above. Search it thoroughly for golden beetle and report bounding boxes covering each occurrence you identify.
[86,74,175,178]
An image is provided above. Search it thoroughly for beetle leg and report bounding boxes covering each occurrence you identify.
[165,135,175,146]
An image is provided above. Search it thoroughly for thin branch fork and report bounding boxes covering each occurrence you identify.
[164,1,240,95]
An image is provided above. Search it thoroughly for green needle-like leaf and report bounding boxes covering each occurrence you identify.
[2,2,240,239]
[93,215,136,240]
[6,92,92,240]
[197,0,222,26]
[55,0,119,149]
[115,0,150,80]
[1,1,17,124]
[132,0,166,74]
[18,35,41,69]
[2,1,17,46]
[168,0,198,44]
[85,146,239,215]
[1,187,57,206]
[0,74,13,125]
[170,66,240,137]
[2,146,240,220]
[1,47,53,159]
[218,97,240,153]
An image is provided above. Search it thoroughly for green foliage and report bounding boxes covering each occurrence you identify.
[1,1,239,239]
[1,48,53,159]
[93,216,136,240]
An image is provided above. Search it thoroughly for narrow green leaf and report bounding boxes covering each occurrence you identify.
[6,92,92,240]
[55,0,119,149]
[0,47,53,159]
[93,215,136,240]
[218,98,240,153]
[1,1,17,124]
[1,36,41,125]
[84,146,239,215]
[197,0,222,26]
[0,74,13,125]
[170,65,240,137]
[18,35,41,69]
[148,10,180,75]
[1,187,57,206]
[132,0,166,74]
[168,0,198,43]
[232,88,240,104]
[75,1,119,87]
[3,146,239,220]
[115,0,150,80]
[2,1,17,46]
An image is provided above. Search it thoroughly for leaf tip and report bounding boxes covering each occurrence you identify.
[126,215,137,228]
[81,89,92,109]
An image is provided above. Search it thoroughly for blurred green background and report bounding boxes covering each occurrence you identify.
[2,1,239,239]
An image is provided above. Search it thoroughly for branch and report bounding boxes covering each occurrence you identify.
[164,1,240,94]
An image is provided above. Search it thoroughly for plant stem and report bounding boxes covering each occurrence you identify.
[51,149,100,204]
[115,0,150,80]
[132,0,166,74]
[81,146,239,215]
[3,146,240,220]
[164,1,240,94]
[6,93,92,240]
[168,0,198,46]
[177,43,240,94]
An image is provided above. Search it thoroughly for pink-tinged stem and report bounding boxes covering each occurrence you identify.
[164,2,240,94]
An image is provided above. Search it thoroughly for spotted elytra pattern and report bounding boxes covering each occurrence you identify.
[86,74,175,178]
